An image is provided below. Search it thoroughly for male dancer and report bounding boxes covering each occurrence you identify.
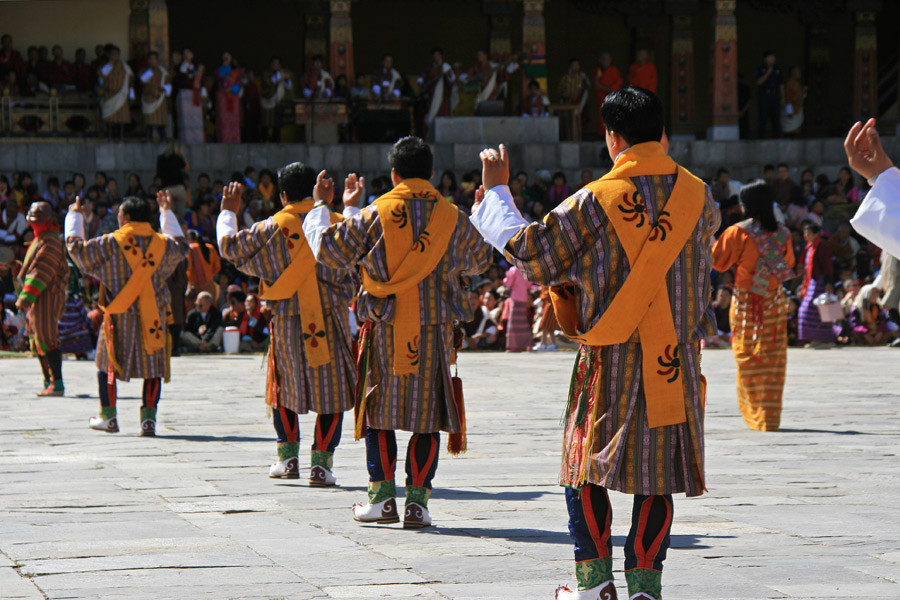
[17,201,68,396]
[303,136,491,527]
[217,163,356,485]
[66,192,188,435]
[471,88,719,599]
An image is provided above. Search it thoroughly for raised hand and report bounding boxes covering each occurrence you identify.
[473,185,485,209]
[70,195,84,215]
[342,173,366,208]
[313,170,335,204]
[844,118,894,180]
[221,181,244,214]
[157,189,173,213]
[480,143,510,191]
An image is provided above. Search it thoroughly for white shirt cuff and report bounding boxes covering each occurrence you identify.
[470,185,529,251]
[851,166,900,258]
[302,204,333,258]
[216,210,238,248]
[342,206,361,219]
[160,209,183,239]
[65,211,84,240]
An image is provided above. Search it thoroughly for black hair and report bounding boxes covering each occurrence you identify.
[47,176,59,187]
[762,50,775,58]
[277,162,317,203]
[382,53,393,60]
[63,180,74,187]
[739,181,779,232]
[312,54,324,63]
[121,196,152,223]
[439,170,458,192]
[552,171,567,183]
[528,79,541,90]
[801,220,821,235]
[228,290,247,304]
[148,51,158,59]
[569,58,580,65]
[717,284,733,295]
[599,87,664,146]
[763,164,775,172]
[389,136,433,180]
[230,171,244,183]
[716,167,729,178]
[431,47,443,55]
[1,35,10,44]
[259,168,275,180]
[777,162,789,170]
[105,44,120,55]
[801,168,814,177]
[244,166,256,176]
[198,172,210,181]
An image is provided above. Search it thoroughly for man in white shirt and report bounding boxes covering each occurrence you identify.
[846,119,900,258]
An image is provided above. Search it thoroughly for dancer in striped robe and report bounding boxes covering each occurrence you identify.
[16,202,68,396]
[471,89,718,600]
[217,163,357,485]
[66,193,188,436]
[304,137,492,528]
[713,182,796,431]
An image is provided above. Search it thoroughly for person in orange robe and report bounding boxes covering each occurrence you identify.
[627,49,657,93]
[592,51,622,136]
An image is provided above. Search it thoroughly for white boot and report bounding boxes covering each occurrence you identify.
[309,465,336,487]
[88,416,119,433]
[268,456,299,479]
[352,497,399,524]
[555,580,618,599]
[402,502,432,529]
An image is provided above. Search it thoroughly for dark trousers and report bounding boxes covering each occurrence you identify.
[97,371,161,411]
[273,406,343,454]
[758,92,781,138]
[38,348,63,383]
[365,427,440,490]
[566,484,674,571]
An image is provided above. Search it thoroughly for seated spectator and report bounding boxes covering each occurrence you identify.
[462,280,499,350]
[835,166,859,203]
[2,198,28,247]
[187,197,215,241]
[828,224,860,273]
[61,180,77,210]
[223,290,269,352]
[41,176,63,208]
[548,171,570,209]
[125,173,145,198]
[850,285,898,346]
[182,291,224,352]
[437,170,462,205]
[191,173,212,206]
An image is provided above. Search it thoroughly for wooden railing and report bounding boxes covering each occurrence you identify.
[0,91,103,137]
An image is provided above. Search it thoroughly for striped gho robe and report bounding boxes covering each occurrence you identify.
[217,212,357,416]
[309,196,493,434]
[18,232,69,354]
[141,65,168,126]
[473,150,720,497]
[101,59,132,124]
[67,220,188,381]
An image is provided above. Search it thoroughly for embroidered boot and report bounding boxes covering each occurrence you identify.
[403,486,432,529]
[309,450,336,487]
[352,480,399,524]
[268,442,299,479]
[37,379,65,397]
[89,407,119,433]
[625,569,661,600]
[556,558,616,599]
[140,408,157,437]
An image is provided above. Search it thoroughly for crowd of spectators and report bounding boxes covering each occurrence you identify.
[3,144,899,356]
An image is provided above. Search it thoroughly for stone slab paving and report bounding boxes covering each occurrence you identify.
[1,348,898,599]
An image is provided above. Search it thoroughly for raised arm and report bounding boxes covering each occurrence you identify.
[65,195,116,275]
[303,171,372,270]
[216,181,281,278]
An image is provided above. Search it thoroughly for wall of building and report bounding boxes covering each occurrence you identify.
[1,137,885,197]
[1,0,130,60]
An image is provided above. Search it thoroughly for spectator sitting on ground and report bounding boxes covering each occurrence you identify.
[182,290,224,352]
[850,284,898,346]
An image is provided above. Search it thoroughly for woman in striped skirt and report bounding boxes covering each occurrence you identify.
[502,265,532,352]
[713,182,796,431]
[798,221,836,347]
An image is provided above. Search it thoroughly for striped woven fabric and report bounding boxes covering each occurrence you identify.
[730,287,788,431]
[67,231,188,380]
[317,199,492,434]
[798,279,834,343]
[219,217,357,415]
[505,173,720,497]
[19,233,68,354]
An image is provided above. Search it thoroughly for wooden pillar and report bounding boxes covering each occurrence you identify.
[709,0,739,140]
[669,15,695,138]
[805,24,830,136]
[521,0,548,96]
[128,0,149,61]
[489,15,513,60]
[853,11,878,122]
[147,0,169,68]
[329,0,353,83]
[304,10,328,70]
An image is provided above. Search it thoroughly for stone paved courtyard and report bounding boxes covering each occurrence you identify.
[1,348,899,600]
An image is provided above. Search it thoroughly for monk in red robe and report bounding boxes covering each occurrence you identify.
[627,49,657,93]
[592,51,622,136]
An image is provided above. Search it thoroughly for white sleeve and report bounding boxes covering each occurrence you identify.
[469,185,529,251]
[160,209,183,239]
[342,206,361,219]
[851,166,900,258]
[216,210,238,248]
[302,204,333,258]
[65,211,84,240]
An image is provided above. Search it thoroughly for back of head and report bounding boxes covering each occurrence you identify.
[121,196,152,223]
[600,87,664,146]
[389,136,433,180]
[277,162,316,203]
[739,181,779,232]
